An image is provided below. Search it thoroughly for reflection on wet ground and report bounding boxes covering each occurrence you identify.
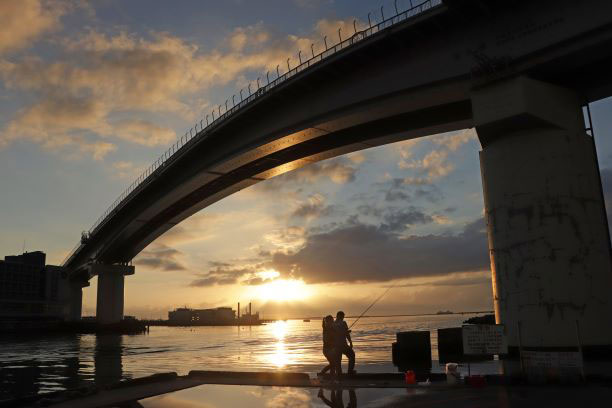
[137,383,612,408]
[0,315,501,402]
[138,385,410,408]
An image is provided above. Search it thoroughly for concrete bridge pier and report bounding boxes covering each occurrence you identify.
[473,76,612,377]
[91,264,135,324]
[67,280,88,321]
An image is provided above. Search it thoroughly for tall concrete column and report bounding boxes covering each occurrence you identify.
[68,282,84,321]
[92,264,135,324]
[473,76,612,375]
[62,276,88,322]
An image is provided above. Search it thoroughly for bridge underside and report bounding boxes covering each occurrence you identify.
[64,0,612,378]
[65,0,612,273]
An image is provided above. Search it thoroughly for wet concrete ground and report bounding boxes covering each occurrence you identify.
[136,383,612,408]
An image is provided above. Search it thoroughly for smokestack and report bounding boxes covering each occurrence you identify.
[249,302,252,316]
[238,302,240,319]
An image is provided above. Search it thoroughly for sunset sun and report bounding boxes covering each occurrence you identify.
[253,278,311,302]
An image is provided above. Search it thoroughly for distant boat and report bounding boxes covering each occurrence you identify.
[303,319,310,322]
[436,310,453,315]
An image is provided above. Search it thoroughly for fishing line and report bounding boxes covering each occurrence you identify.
[348,282,397,330]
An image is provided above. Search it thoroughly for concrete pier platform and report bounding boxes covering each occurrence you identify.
[12,370,611,408]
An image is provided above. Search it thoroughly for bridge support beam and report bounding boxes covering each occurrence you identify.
[92,264,135,324]
[473,76,612,378]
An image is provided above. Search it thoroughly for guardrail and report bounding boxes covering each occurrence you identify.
[62,0,443,267]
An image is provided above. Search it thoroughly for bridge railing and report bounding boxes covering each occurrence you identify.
[62,0,442,267]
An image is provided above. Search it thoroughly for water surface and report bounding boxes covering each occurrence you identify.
[0,314,499,401]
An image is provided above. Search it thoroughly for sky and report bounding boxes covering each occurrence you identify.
[1,0,612,319]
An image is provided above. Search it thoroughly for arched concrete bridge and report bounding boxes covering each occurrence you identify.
[63,0,612,376]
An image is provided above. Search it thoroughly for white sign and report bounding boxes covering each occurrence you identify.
[521,351,583,372]
[462,324,508,355]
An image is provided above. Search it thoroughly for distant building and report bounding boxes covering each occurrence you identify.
[168,308,192,324]
[0,251,71,320]
[168,307,236,324]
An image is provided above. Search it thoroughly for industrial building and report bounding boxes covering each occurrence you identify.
[168,302,260,325]
[168,307,235,325]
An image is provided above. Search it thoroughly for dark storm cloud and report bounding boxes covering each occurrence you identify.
[271,217,489,284]
[135,245,186,271]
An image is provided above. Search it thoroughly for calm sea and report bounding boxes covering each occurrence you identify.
[0,314,499,401]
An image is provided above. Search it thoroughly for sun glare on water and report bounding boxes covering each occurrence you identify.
[254,278,311,302]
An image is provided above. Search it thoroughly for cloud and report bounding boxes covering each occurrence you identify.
[380,207,434,233]
[1,16,359,158]
[263,226,307,253]
[432,213,453,225]
[394,272,490,288]
[111,161,145,180]
[298,160,357,184]
[271,217,489,284]
[384,189,410,202]
[413,185,444,202]
[0,0,67,55]
[290,193,332,219]
[431,129,477,151]
[347,151,365,164]
[110,119,176,146]
[397,130,477,185]
[189,262,276,287]
[400,149,454,182]
[227,23,271,52]
[0,93,116,158]
[256,157,358,192]
[266,388,311,408]
[135,244,187,271]
[378,177,443,203]
[357,205,438,232]
[293,0,333,9]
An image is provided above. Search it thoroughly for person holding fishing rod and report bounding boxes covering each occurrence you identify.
[334,311,356,376]
[333,284,397,377]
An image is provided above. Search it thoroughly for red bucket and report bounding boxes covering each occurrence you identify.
[466,375,486,388]
[405,370,416,384]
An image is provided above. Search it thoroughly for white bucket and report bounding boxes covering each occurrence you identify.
[445,362,460,384]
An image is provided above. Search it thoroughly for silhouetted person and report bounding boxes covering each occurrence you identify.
[335,311,355,375]
[319,315,339,376]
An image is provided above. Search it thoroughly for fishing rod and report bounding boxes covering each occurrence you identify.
[348,282,397,330]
